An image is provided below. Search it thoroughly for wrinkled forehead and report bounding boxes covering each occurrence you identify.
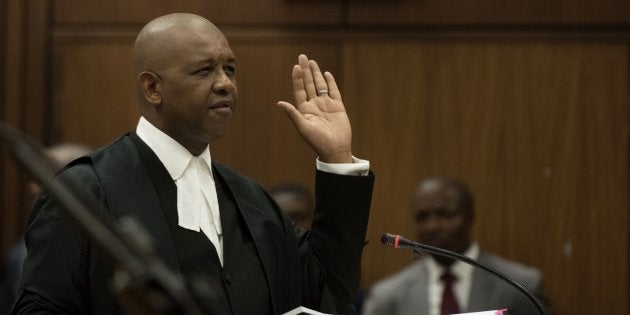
[169,25,231,54]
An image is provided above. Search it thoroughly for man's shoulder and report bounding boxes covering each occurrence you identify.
[65,133,133,167]
[88,133,135,160]
[479,250,544,288]
[212,161,275,207]
[52,133,136,188]
[212,161,245,179]
[371,261,426,294]
[213,161,261,189]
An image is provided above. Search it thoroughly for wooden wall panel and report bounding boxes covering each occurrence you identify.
[1,0,51,259]
[344,39,628,314]
[348,0,630,25]
[52,39,138,146]
[53,0,344,25]
[1,0,27,259]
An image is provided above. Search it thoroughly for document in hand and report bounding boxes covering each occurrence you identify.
[453,310,508,315]
[281,306,334,315]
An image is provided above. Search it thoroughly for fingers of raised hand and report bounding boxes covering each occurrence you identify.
[323,71,341,101]
[291,64,307,105]
[297,54,333,100]
[298,54,317,99]
[309,60,329,99]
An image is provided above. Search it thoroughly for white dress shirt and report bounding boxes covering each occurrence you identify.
[135,116,370,267]
[425,242,480,315]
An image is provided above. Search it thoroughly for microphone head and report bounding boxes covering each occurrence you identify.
[380,233,400,248]
[380,233,414,249]
[380,233,392,246]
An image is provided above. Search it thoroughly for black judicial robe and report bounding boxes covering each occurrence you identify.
[13,133,375,315]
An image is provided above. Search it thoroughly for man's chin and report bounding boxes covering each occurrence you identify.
[206,126,229,142]
[432,255,456,266]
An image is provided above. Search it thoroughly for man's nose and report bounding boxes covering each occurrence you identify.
[423,215,442,233]
[212,72,235,94]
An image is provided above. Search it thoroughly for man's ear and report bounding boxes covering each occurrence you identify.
[139,71,162,105]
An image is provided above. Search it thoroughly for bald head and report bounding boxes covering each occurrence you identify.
[133,13,223,75]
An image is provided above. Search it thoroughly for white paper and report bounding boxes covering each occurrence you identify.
[281,306,334,315]
[452,309,508,315]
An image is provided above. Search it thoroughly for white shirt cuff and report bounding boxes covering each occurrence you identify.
[316,156,370,176]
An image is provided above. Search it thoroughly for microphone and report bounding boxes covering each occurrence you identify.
[380,233,547,315]
[380,233,415,249]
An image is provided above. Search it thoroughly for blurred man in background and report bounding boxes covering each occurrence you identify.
[269,183,314,230]
[363,176,549,315]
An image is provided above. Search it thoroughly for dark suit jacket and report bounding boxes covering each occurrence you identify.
[13,133,374,315]
[363,251,550,315]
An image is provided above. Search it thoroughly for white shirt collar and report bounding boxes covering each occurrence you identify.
[135,116,212,180]
[451,242,479,278]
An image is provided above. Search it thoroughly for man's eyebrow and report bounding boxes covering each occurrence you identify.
[193,58,214,65]
[193,57,236,65]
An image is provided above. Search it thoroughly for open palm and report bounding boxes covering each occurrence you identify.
[277,54,352,164]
